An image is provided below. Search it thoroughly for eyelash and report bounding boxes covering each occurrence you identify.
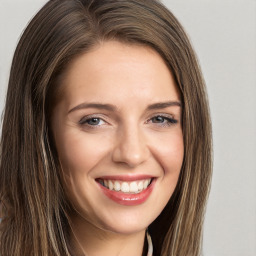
[146,115,178,127]
[79,116,106,127]
[79,114,178,128]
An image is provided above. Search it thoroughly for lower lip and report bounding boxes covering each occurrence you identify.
[97,179,155,206]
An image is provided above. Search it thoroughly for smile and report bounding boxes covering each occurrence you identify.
[97,178,152,194]
[96,176,156,206]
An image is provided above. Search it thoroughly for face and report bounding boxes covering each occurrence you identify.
[51,41,184,235]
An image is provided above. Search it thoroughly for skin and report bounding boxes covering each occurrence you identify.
[51,41,184,256]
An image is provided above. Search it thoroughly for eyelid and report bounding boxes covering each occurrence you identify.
[146,113,178,126]
[78,112,178,128]
[79,114,108,125]
[146,113,176,121]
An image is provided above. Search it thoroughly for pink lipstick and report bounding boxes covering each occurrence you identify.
[96,176,155,206]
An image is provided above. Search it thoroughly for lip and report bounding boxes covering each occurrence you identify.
[96,177,156,206]
[97,174,153,181]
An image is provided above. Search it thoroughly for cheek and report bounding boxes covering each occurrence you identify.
[146,131,183,218]
[161,142,183,191]
[54,131,112,210]
[55,130,112,177]
[150,130,184,176]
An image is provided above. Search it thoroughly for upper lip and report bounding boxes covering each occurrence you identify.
[96,174,155,181]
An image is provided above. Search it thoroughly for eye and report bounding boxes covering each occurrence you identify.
[148,115,178,127]
[79,117,106,127]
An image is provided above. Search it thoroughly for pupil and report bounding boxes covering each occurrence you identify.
[153,116,164,123]
[89,118,100,125]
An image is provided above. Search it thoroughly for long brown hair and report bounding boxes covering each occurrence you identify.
[0,0,212,255]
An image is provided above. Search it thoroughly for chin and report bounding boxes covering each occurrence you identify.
[93,205,159,235]
[100,218,148,235]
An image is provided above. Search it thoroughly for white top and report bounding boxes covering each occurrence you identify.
[146,232,153,256]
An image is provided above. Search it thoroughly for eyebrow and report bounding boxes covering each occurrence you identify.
[147,101,182,110]
[68,103,116,114]
[68,100,182,114]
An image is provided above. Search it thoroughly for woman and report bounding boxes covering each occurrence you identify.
[0,0,212,255]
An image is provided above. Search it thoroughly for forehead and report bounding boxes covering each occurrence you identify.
[57,41,180,108]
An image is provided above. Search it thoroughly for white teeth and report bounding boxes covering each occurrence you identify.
[138,181,143,191]
[121,182,130,193]
[114,181,121,191]
[108,180,114,190]
[129,181,138,193]
[99,178,152,193]
[143,180,150,189]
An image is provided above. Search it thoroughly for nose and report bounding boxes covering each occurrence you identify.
[112,126,150,168]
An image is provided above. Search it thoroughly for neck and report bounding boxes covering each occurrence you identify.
[69,213,146,256]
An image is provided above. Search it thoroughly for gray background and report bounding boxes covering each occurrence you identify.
[0,0,255,255]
